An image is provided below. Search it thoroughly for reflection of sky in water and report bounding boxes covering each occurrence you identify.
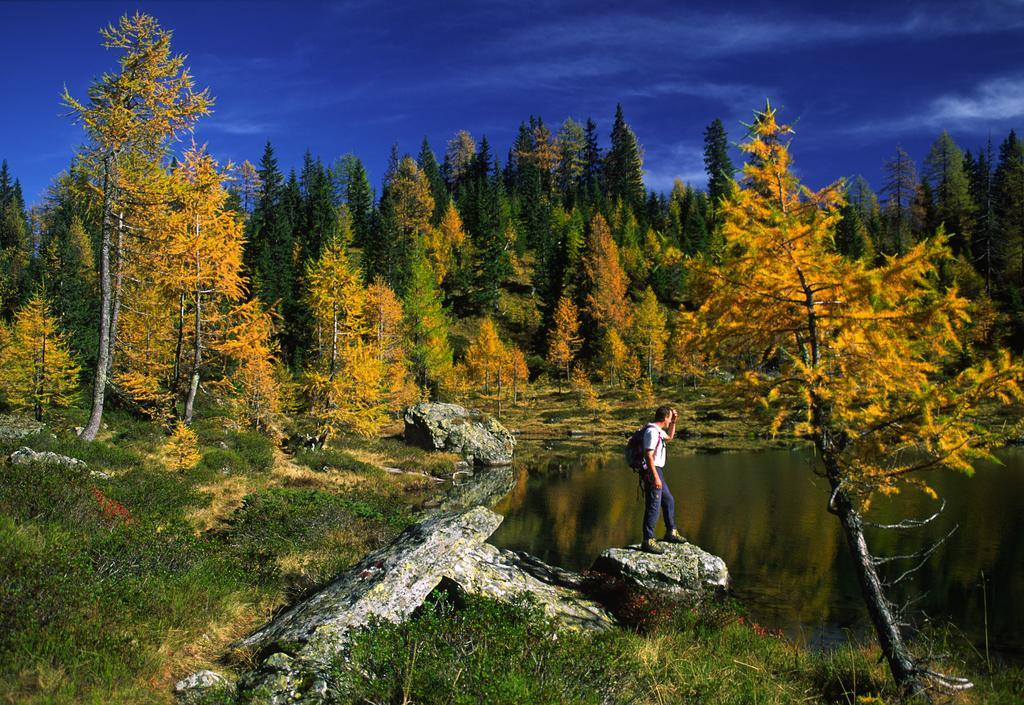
[491,447,1024,661]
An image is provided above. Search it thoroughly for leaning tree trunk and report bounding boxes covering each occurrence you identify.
[825,461,924,698]
[80,155,114,441]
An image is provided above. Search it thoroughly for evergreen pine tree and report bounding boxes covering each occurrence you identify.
[967,141,999,294]
[417,137,448,223]
[881,145,919,255]
[604,104,645,213]
[344,157,374,249]
[924,131,974,257]
[702,118,735,227]
[403,244,452,392]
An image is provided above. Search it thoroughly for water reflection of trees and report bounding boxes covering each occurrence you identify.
[490,449,1024,655]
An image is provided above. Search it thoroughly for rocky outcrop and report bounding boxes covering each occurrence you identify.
[0,415,45,442]
[174,669,233,704]
[592,542,730,598]
[447,544,614,631]
[229,506,613,704]
[235,507,502,662]
[403,402,515,466]
[8,446,87,469]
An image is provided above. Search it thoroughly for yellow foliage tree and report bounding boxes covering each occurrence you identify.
[546,295,582,385]
[0,292,80,420]
[596,328,628,386]
[423,200,466,285]
[392,156,434,241]
[569,365,599,409]
[306,236,367,377]
[631,286,667,380]
[465,318,506,394]
[166,420,200,471]
[163,145,247,424]
[306,342,389,441]
[583,214,631,336]
[506,346,530,405]
[366,277,405,363]
[666,309,708,385]
[691,103,1024,695]
[214,299,282,432]
[63,12,212,440]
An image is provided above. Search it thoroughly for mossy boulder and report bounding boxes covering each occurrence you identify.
[592,542,730,598]
[403,403,515,466]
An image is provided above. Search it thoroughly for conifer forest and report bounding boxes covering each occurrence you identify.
[1,8,1023,705]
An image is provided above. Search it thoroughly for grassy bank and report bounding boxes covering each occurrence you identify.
[1,384,1022,704]
[0,407,443,705]
[215,592,1017,705]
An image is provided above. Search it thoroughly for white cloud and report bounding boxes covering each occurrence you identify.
[843,75,1024,136]
[930,77,1024,123]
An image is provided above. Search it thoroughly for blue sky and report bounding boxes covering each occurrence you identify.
[2,0,1023,206]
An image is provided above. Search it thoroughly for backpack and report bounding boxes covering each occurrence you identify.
[625,423,661,471]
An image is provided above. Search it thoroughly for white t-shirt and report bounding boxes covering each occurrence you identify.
[642,424,668,468]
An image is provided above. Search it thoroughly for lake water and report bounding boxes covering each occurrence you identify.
[491,446,1024,661]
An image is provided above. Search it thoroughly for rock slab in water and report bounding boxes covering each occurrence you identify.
[9,446,87,469]
[403,402,515,466]
[592,542,730,597]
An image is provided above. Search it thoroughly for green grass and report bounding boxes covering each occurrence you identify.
[0,411,431,705]
[311,593,1022,705]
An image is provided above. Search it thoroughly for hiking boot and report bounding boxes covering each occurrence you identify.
[640,538,665,555]
[662,529,687,544]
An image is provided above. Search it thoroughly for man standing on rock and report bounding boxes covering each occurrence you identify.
[641,406,686,554]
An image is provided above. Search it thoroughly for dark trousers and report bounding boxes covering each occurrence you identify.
[643,466,676,540]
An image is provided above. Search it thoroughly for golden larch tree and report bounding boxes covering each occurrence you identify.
[583,214,632,336]
[306,236,367,377]
[424,200,467,285]
[164,145,246,424]
[597,327,628,386]
[631,286,667,380]
[0,292,80,420]
[214,298,282,432]
[546,295,582,385]
[465,317,506,394]
[366,276,405,364]
[63,12,212,440]
[166,420,200,471]
[507,345,530,405]
[691,103,1024,696]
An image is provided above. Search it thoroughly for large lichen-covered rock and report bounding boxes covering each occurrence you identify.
[403,402,515,466]
[0,416,45,442]
[235,506,503,663]
[8,446,87,469]
[592,542,730,598]
[174,669,233,704]
[446,544,615,631]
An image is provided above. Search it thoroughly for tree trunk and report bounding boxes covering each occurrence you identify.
[106,211,124,377]
[35,333,46,422]
[496,368,502,419]
[172,292,185,393]
[183,292,202,424]
[80,155,113,441]
[827,472,924,697]
[329,305,338,380]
